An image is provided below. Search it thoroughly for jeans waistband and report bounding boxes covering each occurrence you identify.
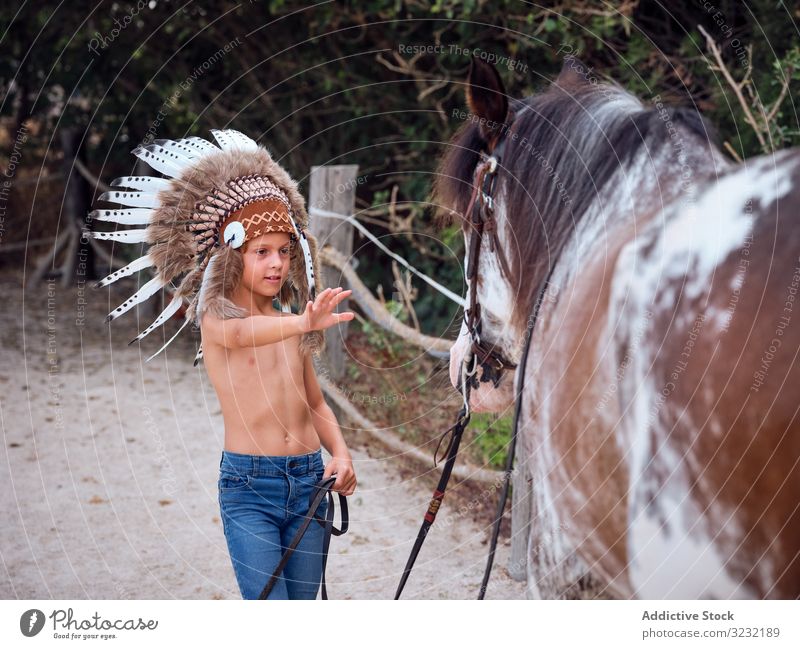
[220,448,323,477]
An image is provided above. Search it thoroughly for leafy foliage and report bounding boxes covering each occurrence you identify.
[3,0,799,339]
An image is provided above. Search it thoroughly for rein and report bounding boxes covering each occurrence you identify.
[395,117,558,600]
[259,475,348,600]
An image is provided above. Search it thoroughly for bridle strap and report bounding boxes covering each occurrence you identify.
[393,109,569,600]
[394,406,470,599]
[461,115,521,382]
[477,258,558,598]
[259,475,347,600]
[470,115,559,592]
[394,264,557,600]
[464,154,514,284]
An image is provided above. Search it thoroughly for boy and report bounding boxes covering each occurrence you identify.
[90,128,357,600]
[202,231,357,600]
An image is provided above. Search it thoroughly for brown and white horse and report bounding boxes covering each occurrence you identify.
[437,57,800,599]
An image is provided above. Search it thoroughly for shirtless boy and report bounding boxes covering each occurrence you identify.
[90,128,357,600]
[202,232,357,599]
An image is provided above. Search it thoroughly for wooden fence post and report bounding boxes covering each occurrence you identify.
[308,165,358,382]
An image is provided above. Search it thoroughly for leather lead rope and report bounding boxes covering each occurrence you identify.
[477,270,553,598]
[394,406,470,599]
[395,112,563,599]
[259,475,348,600]
[394,271,556,600]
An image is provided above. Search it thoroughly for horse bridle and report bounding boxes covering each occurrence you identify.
[460,122,520,393]
[395,114,548,600]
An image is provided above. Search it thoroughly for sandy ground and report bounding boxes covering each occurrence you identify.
[0,270,526,599]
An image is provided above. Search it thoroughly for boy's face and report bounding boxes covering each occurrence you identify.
[239,232,292,298]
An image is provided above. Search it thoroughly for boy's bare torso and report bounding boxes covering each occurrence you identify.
[202,312,320,456]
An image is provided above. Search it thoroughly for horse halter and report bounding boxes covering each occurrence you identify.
[396,111,560,600]
[461,118,518,395]
[397,101,567,599]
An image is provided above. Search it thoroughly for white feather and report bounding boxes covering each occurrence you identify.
[195,252,219,319]
[193,344,203,367]
[211,129,258,152]
[182,136,218,155]
[106,275,164,321]
[95,254,153,287]
[144,142,196,166]
[99,191,159,208]
[90,228,149,244]
[153,138,204,160]
[145,317,191,362]
[111,176,171,192]
[284,212,316,300]
[297,230,316,299]
[132,145,186,178]
[90,209,154,225]
[131,292,183,342]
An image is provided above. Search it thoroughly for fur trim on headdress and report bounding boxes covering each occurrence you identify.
[193,245,247,322]
[89,129,325,358]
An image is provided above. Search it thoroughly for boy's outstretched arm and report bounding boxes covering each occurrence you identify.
[304,353,357,496]
[201,288,353,349]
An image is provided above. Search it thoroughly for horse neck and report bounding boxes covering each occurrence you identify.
[497,119,730,360]
[578,131,731,256]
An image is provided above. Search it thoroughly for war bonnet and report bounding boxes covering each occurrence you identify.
[89,129,325,362]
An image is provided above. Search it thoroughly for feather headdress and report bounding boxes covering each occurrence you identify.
[89,129,325,362]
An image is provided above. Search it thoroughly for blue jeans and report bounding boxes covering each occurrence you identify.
[218,449,327,600]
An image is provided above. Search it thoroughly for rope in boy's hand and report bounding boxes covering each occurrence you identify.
[323,456,357,497]
[259,474,348,600]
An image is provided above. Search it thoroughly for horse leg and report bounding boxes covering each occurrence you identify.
[525,467,609,599]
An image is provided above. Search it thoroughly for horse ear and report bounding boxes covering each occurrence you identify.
[466,57,509,141]
[556,55,591,88]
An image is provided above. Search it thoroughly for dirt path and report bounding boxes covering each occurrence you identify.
[0,273,526,599]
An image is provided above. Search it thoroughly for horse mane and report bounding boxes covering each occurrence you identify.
[433,74,718,332]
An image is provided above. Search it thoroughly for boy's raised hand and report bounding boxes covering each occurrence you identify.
[302,287,355,333]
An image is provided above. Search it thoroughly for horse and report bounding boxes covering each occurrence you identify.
[435,56,800,599]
